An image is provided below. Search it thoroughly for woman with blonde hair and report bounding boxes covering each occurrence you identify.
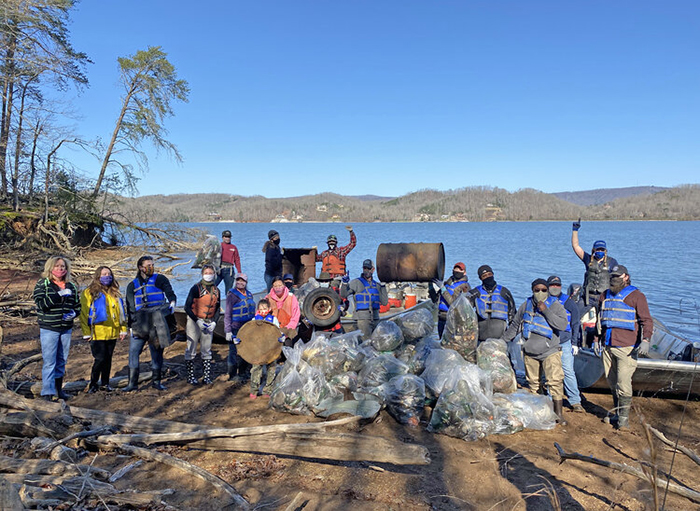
[33,256,80,401]
[80,266,128,393]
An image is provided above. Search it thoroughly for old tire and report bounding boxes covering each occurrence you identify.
[303,287,341,328]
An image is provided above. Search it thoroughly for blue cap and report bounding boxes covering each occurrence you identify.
[282,273,294,281]
[593,240,607,250]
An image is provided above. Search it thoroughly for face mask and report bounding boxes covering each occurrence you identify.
[533,291,549,303]
[362,270,373,280]
[328,243,337,250]
[284,282,293,290]
[99,275,113,286]
[273,238,280,245]
[452,271,465,280]
[481,276,496,289]
[202,274,216,283]
[594,250,605,260]
[610,276,625,294]
[52,268,67,279]
[548,286,561,297]
[143,266,154,277]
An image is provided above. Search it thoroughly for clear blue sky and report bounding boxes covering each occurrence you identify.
[64,1,699,198]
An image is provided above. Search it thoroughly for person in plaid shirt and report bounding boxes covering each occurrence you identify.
[315,225,356,278]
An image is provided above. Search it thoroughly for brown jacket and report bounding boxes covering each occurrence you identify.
[597,288,653,348]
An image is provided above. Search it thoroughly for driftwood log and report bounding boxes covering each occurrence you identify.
[36,425,113,453]
[15,371,153,397]
[0,455,110,481]
[94,441,250,510]
[0,477,23,511]
[0,412,61,438]
[30,437,79,463]
[647,425,700,467]
[554,442,700,503]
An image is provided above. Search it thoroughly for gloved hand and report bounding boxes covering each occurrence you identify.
[572,218,581,231]
[345,225,353,231]
[593,341,602,356]
[196,319,207,331]
[83,335,91,341]
[572,345,580,356]
[341,274,350,284]
[57,288,72,297]
[638,339,651,356]
[119,331,128,341]
[203,321,214,334]
[233,337,241,345]
[169,301,176,314]
[226,332,233,342]
[62,310,76,321]
[278,335,286,343]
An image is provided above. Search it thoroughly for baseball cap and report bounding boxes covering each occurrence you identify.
[282,273,294,281]
[327,234,337,242]
[547,275,562,286]
[611,265,629,276]
[236,273,248,282]
[318,271,332,281]
[453,262,466,272]
[222,230,231,237]
[593,240,607,250]
[362,259,373,269]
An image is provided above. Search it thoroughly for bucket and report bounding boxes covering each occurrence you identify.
[376,243,445,282]
[379,303,391,313]
[404,293,417,309]
[388,298,402,309]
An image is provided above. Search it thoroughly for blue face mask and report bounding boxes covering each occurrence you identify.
[99,275,113,286]
[594,250,605,260]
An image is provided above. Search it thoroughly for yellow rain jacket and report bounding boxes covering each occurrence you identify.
[80,289,127,340]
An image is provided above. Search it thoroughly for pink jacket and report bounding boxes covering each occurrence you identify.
[266,287,300,330]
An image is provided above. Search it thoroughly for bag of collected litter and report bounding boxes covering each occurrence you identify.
[370,320,404,352]
[328,371,359,394]
[358,354,409,390]
[441,294,478,363]
[420,348,467,399]
[407,335,442,375]
[393,307,434,342]
[380,374,426,426]
[192,235,221,272]
[276,342,308,383]
[492,390,558,431]
[427,364,497,441]
[299,363,341,414]
[270,370,309,415]
[477,338,517,394]
[302,332,347,377]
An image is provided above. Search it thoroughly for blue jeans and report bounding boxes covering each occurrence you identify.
[560,340,582,405]
[264,273,276,292]
[39,328,72,396]
[227,328,251,376]
[128,336,164,371]
[216,265,236,295]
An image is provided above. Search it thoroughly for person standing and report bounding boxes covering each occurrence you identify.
[571,219,619,308]
[224,273,255,382]
[266,276,301,345]
[79,266,128,393]
[547,275,584,413]
[263,230,283,291]
[184,265,220,385]
[315,225,356,278]
[502,278,570,425]
[244,298,284,399]
[595,265,653,430]
[216,230,241,295]
[468,265,516,342]
[432,262,471,338]
[124,256,177,392]
[341,259,388,339]
[33,256,81,401]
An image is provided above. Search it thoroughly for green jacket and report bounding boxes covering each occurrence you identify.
[33,278,81,332]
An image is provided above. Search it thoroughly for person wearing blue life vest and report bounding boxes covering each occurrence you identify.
[123,255,177,392]
[547,275,584,413]
[502,278,570,425]
[341,259,388,339]
[430,262,470,338]
[468,265,516,342]
[595,265,653,430]
[571,219,619,308]
[224,273,255,383]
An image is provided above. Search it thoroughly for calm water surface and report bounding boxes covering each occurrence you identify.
[163,221,700,341]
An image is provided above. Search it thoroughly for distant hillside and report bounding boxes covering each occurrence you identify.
[554,186,667,206]
[112,185,700,223]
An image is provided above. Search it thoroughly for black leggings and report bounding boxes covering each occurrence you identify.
[90,339,117,387]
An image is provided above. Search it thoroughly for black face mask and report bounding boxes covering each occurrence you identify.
[362,270,373,280]
[610,276,626,294]
[452,271,465,280]
[273,238,280,245]
[284,282,293,290]
[481,276,496,290]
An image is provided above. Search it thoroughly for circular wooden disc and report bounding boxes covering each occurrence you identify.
[237,320,284,365]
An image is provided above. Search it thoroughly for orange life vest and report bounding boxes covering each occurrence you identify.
[321,252,345,276]
[193,284,220,319]
[272,295,294,328]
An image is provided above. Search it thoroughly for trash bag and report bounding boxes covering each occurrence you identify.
[302,332,347,377]
[420,349,467,399]
[441,294,478,363]
[491,390,558,431]
[315,398,381,419]
[328,371,359,394]
[299,363,341,413]
[328,331,367,372]
[407,335,442,375]
[370,321,404,352]
[276,342,309,383]
[380,374,426,426]
[477,338,517,394]
[427,366,497,441]
[358,354,409,390]
[393,308,434,342]
[270,371,309,415]
[193,235,221,272]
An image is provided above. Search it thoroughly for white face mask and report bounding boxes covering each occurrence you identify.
[202,274,216,283]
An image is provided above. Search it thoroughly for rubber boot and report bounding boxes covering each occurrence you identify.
[151,368,166,391]
[55,377,71,400]
[617,396,632,430]
[604,393,619,426]
[227,362,237,382]
[202,359,213,385]
[186,360,198,385]
[553,399,568,426]
[122,368,140,392]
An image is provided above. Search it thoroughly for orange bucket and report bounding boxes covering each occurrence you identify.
[388,298,402,309]
[404,293,417,309]
[379,303,391,313]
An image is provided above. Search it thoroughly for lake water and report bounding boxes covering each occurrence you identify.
[162,221,700,341]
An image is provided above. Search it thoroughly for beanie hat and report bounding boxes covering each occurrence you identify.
[477,265,493,278]
[268,230,279,240]
[531,278,548,290]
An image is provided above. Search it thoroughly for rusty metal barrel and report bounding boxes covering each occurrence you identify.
[375,243,445,282]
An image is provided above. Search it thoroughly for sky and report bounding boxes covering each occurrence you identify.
[61,1,699,198]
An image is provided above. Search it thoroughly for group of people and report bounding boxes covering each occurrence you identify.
[33,221,653,431]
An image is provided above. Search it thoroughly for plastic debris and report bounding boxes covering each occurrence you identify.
[370,320,404,352]
[441,294,479,363]
[477,338,517,394]
[491,390,558,431]
[358,354,409,390]
[420,348,468,399]
[380,374,426,426]
[193,235,221,272]
[393,307,435,342]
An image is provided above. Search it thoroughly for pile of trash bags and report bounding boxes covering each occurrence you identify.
[193,235,221,272]
[268,306,559,440]
[441,294,479,363]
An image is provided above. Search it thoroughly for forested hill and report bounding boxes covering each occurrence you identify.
[114,185,700,223]
[553,186,667,206]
